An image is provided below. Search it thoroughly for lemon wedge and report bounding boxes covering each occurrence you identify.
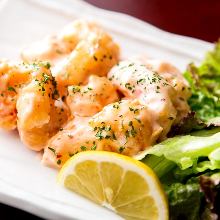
[58,151,168,220]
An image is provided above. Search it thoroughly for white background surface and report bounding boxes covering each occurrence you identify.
[0,0,214,219]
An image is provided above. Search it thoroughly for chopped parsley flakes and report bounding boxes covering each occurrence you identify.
[8,86,16,93]
[80,146,87,151]
[119,146,125,153]
[48,147,56,155]
[94,123,116,140]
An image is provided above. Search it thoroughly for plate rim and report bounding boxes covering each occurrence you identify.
[0,0,215,219]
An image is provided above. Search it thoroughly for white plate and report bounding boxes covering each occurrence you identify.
[0,0,214,219]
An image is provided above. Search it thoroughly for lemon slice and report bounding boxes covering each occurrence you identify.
[58,151,168,220]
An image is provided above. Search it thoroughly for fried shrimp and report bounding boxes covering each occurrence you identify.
[142,59,191,123]
[53,29,119,87]
[108,60,190,139]
[0,19,193,171]
[66,75,119,117]
[0,60,32,130]
[21,20,100,65]
[21,20,120,92]
[16,65,70,150]
[42,100,162,168]
[0,60,69,149]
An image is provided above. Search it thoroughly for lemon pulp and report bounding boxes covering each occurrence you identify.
[58,151,168,220]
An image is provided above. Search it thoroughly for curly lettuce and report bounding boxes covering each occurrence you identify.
[165,177,202,220]
[163,174,220,220]
[141,128,220,220]
[140,41,220,220]
[168,111,206,137]
[184,41,220,122]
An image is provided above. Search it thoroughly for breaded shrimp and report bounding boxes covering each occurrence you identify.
[52,29,119,87]
[142,59,191,123]
[0,60,68,132]
[66,75,119,117]
[108,60,190,139]
[22,20,120,97]
[0,60,32,130]
[21,20,100,65]
[42,100,162,168]
[16,66,70,151]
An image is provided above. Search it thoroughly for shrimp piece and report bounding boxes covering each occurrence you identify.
[49,99,70,133]
[42,100,162,168]
[142,59,191,123]
[0,61,32,130]
[16,66,54,150]
[21,20,100,65]
[66,75,119,117]
[0,60,70,149]
[42,117,91,168]
[108,60,189,139]
[22,20,119,97]
[16,65,70,151]
[53,30,119,87]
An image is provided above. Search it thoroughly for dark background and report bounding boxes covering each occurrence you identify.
[86,0,220,42]
[1,0,220,219]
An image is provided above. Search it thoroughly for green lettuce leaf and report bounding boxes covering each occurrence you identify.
[163,173,220,220]
[184,41,220,122]
[144,128,220,171]
[141,155,176,179]
[165,177,202,220]
[141,128,220,220]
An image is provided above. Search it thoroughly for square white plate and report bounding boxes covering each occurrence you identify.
[0,0,213,219]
